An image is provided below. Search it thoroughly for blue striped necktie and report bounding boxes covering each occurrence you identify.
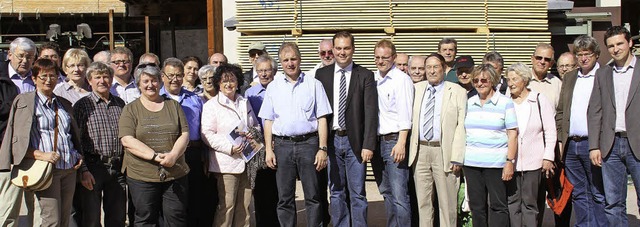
[422,86,435,140]
[339,69,347,129]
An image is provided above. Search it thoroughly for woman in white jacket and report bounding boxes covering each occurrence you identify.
[201,64,259,227]
[505,63,556,227]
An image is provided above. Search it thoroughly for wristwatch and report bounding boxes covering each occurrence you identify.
[506,157,516,164]
[319,146,328,151]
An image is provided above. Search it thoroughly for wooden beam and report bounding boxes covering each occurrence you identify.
[145,16,150,53]
[109,9,114,51]
[207,0,223,56]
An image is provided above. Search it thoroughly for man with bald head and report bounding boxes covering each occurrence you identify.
[307,39,335,78]
[139,52,160,66]
[556,52,577,79]
[409,55,426,83]
[93,50,110,64]
[208,53,227,67]
[396,53,409,74]
[529,42,562,108]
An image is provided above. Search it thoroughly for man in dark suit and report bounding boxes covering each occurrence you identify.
[556,34,606,227]
[242,41,268,93]
[588,26,640,227]
[316,31,378,227]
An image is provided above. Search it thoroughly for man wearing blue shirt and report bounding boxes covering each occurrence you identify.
[244,55,279,227]
[159,58,212,227]
[259,42,332,227]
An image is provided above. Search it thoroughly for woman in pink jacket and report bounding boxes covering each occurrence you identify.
[505,62,556,227]
[201,64,259,227]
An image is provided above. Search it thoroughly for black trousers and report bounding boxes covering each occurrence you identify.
[127,176,188,227]
[253,168,280,227]
[78,162,127,227]
[184,146,217,227]
[463,166,509,227]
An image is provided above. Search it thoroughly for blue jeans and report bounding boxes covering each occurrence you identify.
[273,136,323,227]
[377,138,411,227]
[602,136,640,226]
[327,134,367,227]
[564,139,607,227]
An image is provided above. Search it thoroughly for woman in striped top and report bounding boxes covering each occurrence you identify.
[463,64,518,227]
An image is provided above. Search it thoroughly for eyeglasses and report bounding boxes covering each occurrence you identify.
[472,78,490,84]
[374,56,393,62]
[558,64,576,70]
[13,53,35,61]
[65,64,86,69]
[37,75,58,81]
[111,60,131,65]
[534,56,553,62]
[576,52,595,58]
[163,72,184,80]
[320,50,333,56]
[257,69,274,74]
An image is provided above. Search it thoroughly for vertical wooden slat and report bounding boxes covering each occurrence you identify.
[108,9,114,51]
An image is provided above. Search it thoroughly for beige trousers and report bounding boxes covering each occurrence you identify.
[0,171,36,227]
[212,172,252,227]
[412,144,459,227]
[35,168,76,227]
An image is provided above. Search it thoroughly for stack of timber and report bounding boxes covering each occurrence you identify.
[0,0,126,14]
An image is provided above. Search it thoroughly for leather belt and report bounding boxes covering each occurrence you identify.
[616,131,628,138]
[379,132,399,141]
[569,136,588,142]
[86,155,121,166]
[419,140,441,147]
[274,132,318,142]
[188,140,204,148]
[335,130,348,137]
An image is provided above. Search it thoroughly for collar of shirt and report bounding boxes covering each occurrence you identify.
[252,68,258,80]
[283,72,306,84]
[578,63,600,78]
[159,86,187,102]
[218,92,243,107]
[111,76,135,87]
[334,62,354,74]
[427,80,445,93]
[611,56,637,74]
[8,63,32,79]
[532,73,554,83]
[471,92,502,107]
[375,65,400,82]
[35,90,57,108]
[89,91,115,104]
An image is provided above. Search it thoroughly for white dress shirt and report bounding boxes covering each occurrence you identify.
[569,63,599,136]
[612,57,636,132]
[375,66,414,135]
[332,62,353,130]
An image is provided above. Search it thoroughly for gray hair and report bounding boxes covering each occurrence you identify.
[198,65,216,80]
[483,51,504,68]
[255,55,277,73]
[134,64,162,86]
[317,39,333,52]
[86,61,114,80]
[506,62,533,86]
[162,57,184,72]
[533,43,555,60]
[93,50,110,64]
[278,42,301,60]
[572,35,601,56]
[139,53,160,65]
[10,37,37,54]
[110,47,133,62]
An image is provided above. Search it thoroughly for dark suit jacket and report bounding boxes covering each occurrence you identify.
[0,91,83,170]
[588,56,640,158]
[556,69,579,152]
[315,63,378,162]
[241,68,254,94]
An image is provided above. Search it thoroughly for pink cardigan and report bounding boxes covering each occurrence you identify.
[201,94,258,174]
[514,91,556,171]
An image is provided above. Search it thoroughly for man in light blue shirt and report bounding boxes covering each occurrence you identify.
[259,42,332,227]
[109,47,140,104]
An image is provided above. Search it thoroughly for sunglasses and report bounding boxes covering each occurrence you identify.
[320,50,333,56]
[472,78,490,84]
[534,56,553,62]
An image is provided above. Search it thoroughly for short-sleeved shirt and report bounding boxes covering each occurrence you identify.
[118,98,190,182]
[53,81,91,105]
[258,73,332,136]
[160,87,203,141]
[111,78,140,104]
[464,93,518,168]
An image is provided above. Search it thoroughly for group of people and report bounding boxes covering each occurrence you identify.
[0,25,638,227]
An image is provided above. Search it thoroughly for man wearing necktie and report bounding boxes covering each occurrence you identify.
[316,31,378,227]
[409,53,467,227]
